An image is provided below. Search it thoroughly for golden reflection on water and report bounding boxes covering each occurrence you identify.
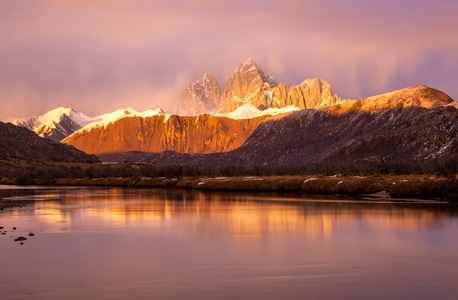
[11,188,449,238]
[2,187,457,300]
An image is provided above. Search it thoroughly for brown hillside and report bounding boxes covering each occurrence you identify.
[62,114,270,156]
[0,121,98,163]
[328,85,453,114]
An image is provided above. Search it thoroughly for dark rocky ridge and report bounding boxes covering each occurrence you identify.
[0,121,99,163]
[231,105,457,167]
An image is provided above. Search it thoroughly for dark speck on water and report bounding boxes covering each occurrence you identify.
[14,236,27,242]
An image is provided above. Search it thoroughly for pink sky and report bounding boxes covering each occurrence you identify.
[1,0,457,120]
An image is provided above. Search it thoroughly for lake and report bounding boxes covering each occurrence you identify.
[1,186,457,299]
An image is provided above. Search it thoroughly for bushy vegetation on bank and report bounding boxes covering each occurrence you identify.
[53,175,457,201]
[0,157,457,201]
[1,153,456,182]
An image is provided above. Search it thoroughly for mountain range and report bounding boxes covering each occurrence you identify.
[98,85,457,170]
[9,59,344,142]
[3,59,457,173]
[10,106,165,143]
[101,105,457,174]
[177,58,343,115]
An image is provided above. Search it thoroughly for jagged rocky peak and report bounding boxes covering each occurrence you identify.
[218,58,342,113]
[284,78,343,109]
[179,73,221,115]
[218,58,278,113]
[234,58,277,86]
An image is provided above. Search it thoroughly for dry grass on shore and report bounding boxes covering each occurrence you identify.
[54,174,458,201]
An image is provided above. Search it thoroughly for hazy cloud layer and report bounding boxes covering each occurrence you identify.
[1,0,457,120]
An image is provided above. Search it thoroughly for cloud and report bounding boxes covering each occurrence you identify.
[40,0,108,4]
[0,0,457,120]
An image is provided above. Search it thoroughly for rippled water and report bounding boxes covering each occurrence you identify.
[1,186,458,299]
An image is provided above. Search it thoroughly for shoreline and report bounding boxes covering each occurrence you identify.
[1,174,457,203]
[0,200,26,212]
[53,174,458,201]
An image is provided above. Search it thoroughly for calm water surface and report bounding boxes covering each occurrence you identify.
[1,186,457,299]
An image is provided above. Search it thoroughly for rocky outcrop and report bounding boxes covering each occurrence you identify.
[178,73,221,115]
[217,58,343,113]
[218,58,278,113]
[227,105,457,168]
[177,59,343,115]
[62,114,270,156]
[273,78,343,109]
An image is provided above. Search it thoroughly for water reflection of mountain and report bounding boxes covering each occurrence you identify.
[9,187,454,237]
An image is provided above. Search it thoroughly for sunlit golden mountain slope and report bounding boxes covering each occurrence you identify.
[62,113,270,156]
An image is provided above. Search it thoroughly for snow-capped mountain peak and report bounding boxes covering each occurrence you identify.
[9,106,164,142]
[11,107,92,130]
[175,73,221,115]
[9,107,94,141]
[82,107,164,130]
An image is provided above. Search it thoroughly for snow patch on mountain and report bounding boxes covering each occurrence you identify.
[163,114,172,123]
[82,108,164,130]
[221,104,300,119]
